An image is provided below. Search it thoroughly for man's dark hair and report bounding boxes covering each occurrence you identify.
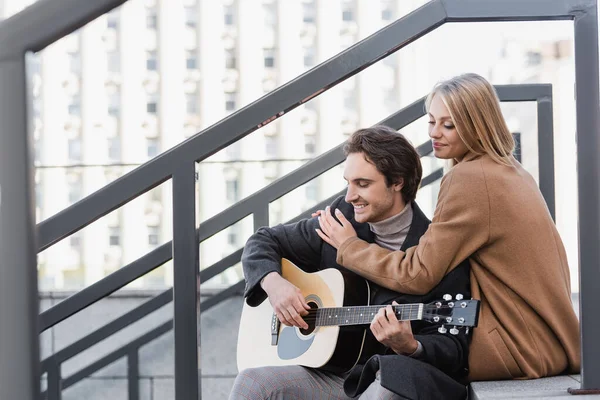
[343,125,422,203]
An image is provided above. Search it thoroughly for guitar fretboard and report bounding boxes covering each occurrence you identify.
[313,304,423,327]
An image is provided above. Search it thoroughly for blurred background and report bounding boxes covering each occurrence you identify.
[1,0,578,294]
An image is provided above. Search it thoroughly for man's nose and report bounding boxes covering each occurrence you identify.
[345,187,357,203]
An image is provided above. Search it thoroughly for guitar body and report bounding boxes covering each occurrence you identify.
[237,259,370,373]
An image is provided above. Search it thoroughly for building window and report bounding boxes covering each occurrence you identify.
[147,138,160,158]
[146,9,158,29]
[263,3,277,28]
[109,227,121,246]
[146,51,158,71]
[304,134,317,155]
[108,90,120,117]
[225,49,236,69]
[68,51,81,75]
[303,46,316,67]
[147,94,158,114]
[67,173,83,204]
[381,0,394,21]
[224,5,234,25]
[225,178,240,202]
[148,226,160,246]
[227,225,240,246]
[108,137,121,162]
[186,50,197,70]
[68,95,81,116]
[70,233,82,249]
[344,90,357,112]
[526,51,542,66]
[107,11,119,29]
[184,6,197,28]
[68,138,82,162]
[225,92,237,111]
[264,48,276,68]
[186,93,198,115]
[265,136,278,159]
[303,1,316,23]
[107,51,120,73]
[305,181,318,202]
[342,1,354,21]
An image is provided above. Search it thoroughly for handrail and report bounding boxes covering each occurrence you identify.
[0,0,127,60]
[38,84,554,333]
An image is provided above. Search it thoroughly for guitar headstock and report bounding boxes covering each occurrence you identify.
[422,294,480,335]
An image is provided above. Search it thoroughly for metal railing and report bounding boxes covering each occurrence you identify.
[0,0,597,399]
[38,84,553,399]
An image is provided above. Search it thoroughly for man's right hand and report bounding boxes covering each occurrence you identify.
[261,272,311,329]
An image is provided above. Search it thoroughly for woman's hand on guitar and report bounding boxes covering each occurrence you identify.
[370,301,419,356]
[261,272,310,329]
[315,206,357,249]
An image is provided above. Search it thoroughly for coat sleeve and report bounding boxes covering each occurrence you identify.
[336,163,490,295]
[412,325,470,379]
[242,197,344,306]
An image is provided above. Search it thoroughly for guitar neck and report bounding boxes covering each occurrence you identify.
[313,303,424,327]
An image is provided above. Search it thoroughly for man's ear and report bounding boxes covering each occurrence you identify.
[393,178,404,192]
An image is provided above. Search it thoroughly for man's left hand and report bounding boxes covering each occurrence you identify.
[371,301,419,355]
[315,206,357,249]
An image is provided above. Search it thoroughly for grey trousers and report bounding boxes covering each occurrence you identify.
[229,365,405,400]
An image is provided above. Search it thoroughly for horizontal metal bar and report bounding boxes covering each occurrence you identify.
[0,0,127,60]
[40,290,172,370]
[37,163,171,251]
[494,84,552,101]
[421,168,444,187]
[36,1,447,252]
[39,242,171,332]
[442,0,582,22]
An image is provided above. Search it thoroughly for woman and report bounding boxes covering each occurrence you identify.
[317,73,580,381]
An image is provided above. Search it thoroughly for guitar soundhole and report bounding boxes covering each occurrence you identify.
[299,301,319,336]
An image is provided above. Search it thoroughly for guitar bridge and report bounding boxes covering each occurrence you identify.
[271,313,280,346]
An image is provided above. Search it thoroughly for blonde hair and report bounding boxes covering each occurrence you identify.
[425,73,515,166]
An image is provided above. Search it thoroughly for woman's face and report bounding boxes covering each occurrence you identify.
[428,94,469,162]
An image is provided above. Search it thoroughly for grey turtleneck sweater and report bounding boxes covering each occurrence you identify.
[368,202,413,251]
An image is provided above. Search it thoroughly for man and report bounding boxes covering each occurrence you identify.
[230,125,471,400]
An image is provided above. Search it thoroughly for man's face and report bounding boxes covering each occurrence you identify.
[343,152,406,224]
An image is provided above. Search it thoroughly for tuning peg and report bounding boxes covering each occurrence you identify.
[455,294,464,300]
[438,325,447,334]
[448,302,455,308]
[443,294,452,301]
[450,326,459,335]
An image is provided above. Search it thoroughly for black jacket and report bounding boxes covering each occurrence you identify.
[242,196,471,399]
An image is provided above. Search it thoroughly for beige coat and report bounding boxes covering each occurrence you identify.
[336,152,580,381]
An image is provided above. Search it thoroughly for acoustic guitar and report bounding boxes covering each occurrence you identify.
[237,259,479,373]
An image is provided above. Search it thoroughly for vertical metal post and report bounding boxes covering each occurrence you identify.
[253,206,270,230]
[573,1,600,391]
[47,359,62,400]
[0,55,40,400]
[128,350,140,400]
[537,97,556,220]
[172,162,200,399]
